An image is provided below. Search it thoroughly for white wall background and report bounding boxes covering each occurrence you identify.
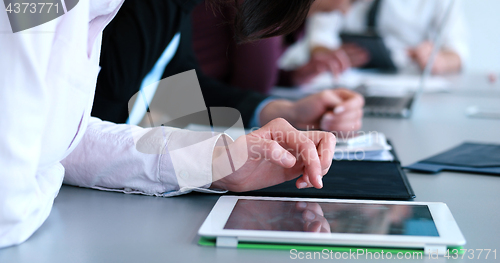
[462,0,500,73]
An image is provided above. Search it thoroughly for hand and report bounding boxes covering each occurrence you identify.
[308,0,352,15]
[408,41,440,73]
[340,43,370,68]
[291,49,351,85]
[291,56,338,86]
[259,89,364,134]
[408,41,462,74]
[313,47,351,75]
[296,202,331,233]
[224,200,331,232]
[211,118,336,192]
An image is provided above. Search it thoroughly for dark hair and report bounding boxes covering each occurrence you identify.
[210,0,315,43]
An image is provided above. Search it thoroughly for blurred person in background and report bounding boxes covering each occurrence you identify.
[281,0,468,78]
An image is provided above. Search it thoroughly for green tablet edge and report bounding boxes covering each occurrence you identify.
[198,237,464,254]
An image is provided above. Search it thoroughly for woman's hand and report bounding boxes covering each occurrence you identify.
[259,89,364,134]
[292,49,351,85]
[340,43,370,68]
[408,41,462,74]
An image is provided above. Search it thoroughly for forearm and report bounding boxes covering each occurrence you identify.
[311,45,334,56]
[62,117,223,196]
[259,100,296,128]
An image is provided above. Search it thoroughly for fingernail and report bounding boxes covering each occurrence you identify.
[298,182,308,189]
[334,106,345,114]
[305,210,316,220]
[322,113,335,122]
[297,202,307,208]
[318,177,323,188]
[320,113,335,130]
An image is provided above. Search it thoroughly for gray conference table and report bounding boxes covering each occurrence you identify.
[2,75,500,262]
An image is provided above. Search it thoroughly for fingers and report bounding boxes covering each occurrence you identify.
[292,59,328,85]
[304,59,328,77]
[312,50,351,77]
[310,89,363,132]
[315,88,363,118]
[331,88,365,113]
[342,43,360,51]
[350,53,370,67]
[301,208,331,233]
[315,58,338,78]
[331,50,351,73]
[296,202,324,216]
[322,109,363,124]
[293,135,323,189]
[253,119,336,190]
[408,48,421,61]
[350,51,370,67]
[257,119,324,188]
[342,44,370,67]
[327,61,342,78]
[332,88,364,102]
[409,41,435,69]
[305,131,335,175]
[412,41,433,55]
[296,130,335,188]
[409,49,427,69]
[312,55,341,78]
[315,90,344,110]
[296,172,313,189]
[258,139,297,168]
[320,110,363,132]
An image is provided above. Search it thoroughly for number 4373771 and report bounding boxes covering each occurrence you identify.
[5,3,60,14]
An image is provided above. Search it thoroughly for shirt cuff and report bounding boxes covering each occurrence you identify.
[249,97,276,129]
[160,129,234,194]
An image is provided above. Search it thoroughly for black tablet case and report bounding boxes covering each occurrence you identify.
[340,32,398,72]
[228,142,415,200]
[405,142,500,176]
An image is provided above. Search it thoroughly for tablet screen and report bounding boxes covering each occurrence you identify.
[224,200,439,236]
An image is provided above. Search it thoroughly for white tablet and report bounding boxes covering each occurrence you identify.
[198,196,465,255]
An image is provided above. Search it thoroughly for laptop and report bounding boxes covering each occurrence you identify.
[355,84,415,118]
[359,0,456,118]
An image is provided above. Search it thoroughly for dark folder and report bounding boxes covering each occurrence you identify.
[228,142,415,200]
[405,142,500,176]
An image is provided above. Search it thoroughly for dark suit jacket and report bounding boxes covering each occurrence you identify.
[91,0,267,127]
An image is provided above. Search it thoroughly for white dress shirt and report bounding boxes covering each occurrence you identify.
[0,0,222,248]
[281,0,469,71]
